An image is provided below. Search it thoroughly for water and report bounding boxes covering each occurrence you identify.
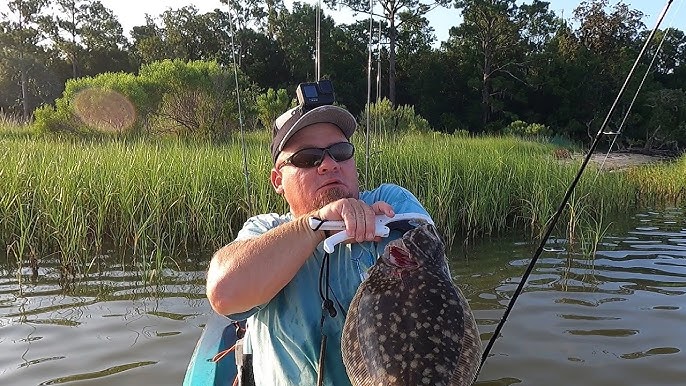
[466,208,686,386]
[1,208,685,385]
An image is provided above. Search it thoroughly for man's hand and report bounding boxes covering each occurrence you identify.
[317,199,394,243]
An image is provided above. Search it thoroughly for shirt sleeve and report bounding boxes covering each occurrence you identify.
[235,213,289,241]
[361,183,430,217]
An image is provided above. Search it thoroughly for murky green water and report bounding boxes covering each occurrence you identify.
[1,208,685,385]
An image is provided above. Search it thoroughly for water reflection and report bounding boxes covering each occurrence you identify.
[0,208,684,385]
[0,250,209,386]
[463,208,686,386]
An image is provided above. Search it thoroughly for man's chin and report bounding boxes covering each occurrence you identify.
[313,186,352,209]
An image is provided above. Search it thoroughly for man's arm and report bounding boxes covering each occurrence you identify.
[206,212,324,316]
[206,198,395,316]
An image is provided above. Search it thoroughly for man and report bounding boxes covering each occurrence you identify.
[206,102,430,385]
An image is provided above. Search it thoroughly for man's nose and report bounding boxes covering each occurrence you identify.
[317,150,340,172]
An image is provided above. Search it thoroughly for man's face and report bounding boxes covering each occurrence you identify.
[271,123,359,216]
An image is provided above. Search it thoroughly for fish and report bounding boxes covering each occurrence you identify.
[341,221,482,386]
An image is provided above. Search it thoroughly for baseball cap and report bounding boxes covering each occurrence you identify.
[270,105,357,164]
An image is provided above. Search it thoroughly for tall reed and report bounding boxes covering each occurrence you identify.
[1,132,682,273]
[357,132,641,240]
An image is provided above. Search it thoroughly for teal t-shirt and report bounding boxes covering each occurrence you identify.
[227,183,429,386]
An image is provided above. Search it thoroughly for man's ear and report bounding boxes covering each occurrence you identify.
[270,168,284,194]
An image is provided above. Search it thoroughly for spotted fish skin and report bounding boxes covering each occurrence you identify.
[342,222,482,386]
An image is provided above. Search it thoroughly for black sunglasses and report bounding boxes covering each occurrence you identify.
[278,142,355,169]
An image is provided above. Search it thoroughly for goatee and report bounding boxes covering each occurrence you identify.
[313,186,352,210]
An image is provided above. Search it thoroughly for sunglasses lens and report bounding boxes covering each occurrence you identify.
[290,148,325,168]
[287,142,355,168]
[328,142,355,162]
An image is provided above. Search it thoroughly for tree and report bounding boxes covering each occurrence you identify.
[41,0,89,78]
[40,0,130,78]
[641,88,686,151]
[0,0,49,120]
[325,0,450,105]
[234,28,289,90]
[273,3,324,82]
[517,0,558,53]
[644,28,686,90]
[511,1,564,127]
[394,13,443,123]
[319,20,369,112]
[570,0,645,137]
[449,0,525,128]
[220,0,285,38]
[78,1,132,75]
[131,7,235,65]
[574,0,644,55]
[271,3,368,111]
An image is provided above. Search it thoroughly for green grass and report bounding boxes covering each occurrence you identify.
[0,111,34,138]
[1,129,684,274]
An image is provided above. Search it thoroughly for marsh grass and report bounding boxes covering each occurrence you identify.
[626,155,686,205]
[356,132,643,241]
[0,111,35,138]
[0,134,280,276]
[1,130,683,276]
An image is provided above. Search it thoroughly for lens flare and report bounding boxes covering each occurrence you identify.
[73,88,137,133]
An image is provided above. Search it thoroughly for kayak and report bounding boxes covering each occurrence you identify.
[183,312,239,386]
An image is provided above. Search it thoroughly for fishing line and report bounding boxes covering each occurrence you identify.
[375,21,382,137]
[226,6,252,215]
[310,217,340,386]
[365,0,375,186]
[477,0,675,375]
[316,0,322,80]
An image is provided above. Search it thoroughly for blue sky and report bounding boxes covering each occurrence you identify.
[2,0,684,44]
[97,0,685,44]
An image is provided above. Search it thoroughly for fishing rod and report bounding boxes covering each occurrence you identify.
[226,5,252,215]
[477,0,675,375]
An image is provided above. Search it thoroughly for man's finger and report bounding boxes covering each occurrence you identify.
[371,201,395,217]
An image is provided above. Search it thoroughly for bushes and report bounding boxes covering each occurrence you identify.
[358,98,431,134]
[33,60,257,139]
[503,120,551,137]
[141,60,257,139]
[34,72,153,135]
[256,88,292,131]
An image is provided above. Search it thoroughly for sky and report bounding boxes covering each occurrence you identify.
[94,0,686,44]
[2,0,684,45]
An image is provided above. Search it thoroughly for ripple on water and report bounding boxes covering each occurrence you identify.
[565,328,639,337]
[18,356,66,368]
[555,297,627,307]
[652,305,680,310]
[620,347,681,359]
[558,314,621,321]
[25,318,81,327]
[146,310,198,321]
[37,361,157,385]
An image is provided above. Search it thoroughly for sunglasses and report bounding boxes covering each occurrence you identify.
[278,142,355,169]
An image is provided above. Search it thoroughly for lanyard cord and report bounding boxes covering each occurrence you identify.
[319,251,338,320]
[476,0,675,376]
[310,218,339,386]
[316,250,335,386]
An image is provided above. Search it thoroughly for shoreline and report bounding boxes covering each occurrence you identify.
[563,151,672,171]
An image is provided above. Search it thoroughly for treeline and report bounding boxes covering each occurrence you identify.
[1,0,685,150]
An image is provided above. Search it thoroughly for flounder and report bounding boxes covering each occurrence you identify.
[342,221,482,386]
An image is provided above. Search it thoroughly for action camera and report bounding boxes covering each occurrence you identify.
[296,80,335,111]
